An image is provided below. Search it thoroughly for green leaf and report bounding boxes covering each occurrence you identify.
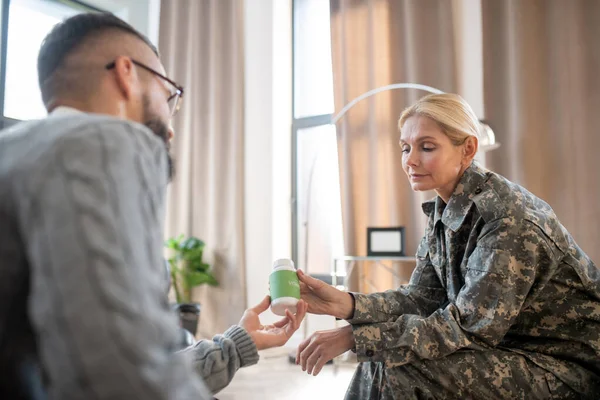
[183,247,204,262]
[193,262,210,273]
[187,271,219,287]
[166,235,217,294]
[182,237,205,251]
[164,238,180,250]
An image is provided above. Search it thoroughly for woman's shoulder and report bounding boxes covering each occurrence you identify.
[473,170,571,251]
[477,171,551,216]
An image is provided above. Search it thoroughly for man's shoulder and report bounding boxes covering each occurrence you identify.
[0,114,161,172]
[0,114,166,206]
[1,113,154,146]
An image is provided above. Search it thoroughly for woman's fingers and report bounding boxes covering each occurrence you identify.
[297,269,326,289]
[305,348,322,375]
[296,328,353,375]
[296,336,311,366]
[298,334,321,371]
[312,356,329,376]
[298,338,316,371]
[299,281,310,295]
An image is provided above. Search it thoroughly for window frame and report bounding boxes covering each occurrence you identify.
[291,0,335,268]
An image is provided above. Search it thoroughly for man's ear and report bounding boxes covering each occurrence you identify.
[111,56,139,100]
[463,135,478,163]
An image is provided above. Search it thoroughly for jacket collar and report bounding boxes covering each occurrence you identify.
[421,161,489,231]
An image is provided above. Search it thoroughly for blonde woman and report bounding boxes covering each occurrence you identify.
[296,94,599,399]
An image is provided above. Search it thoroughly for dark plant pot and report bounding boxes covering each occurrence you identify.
[175,303,201,336]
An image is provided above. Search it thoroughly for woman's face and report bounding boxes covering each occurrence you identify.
[400,115,468,202]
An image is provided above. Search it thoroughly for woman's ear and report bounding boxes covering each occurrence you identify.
[462,135,478,163]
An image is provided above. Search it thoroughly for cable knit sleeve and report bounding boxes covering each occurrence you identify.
[18,121,210,399]
[179,325,259,394]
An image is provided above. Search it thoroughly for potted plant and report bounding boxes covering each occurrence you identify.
[165,234,218,336]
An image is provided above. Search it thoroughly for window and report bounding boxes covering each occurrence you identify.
[292,0,344,276]
[0,0,158,128]
[293,0,334,119]
[0,0,102,127]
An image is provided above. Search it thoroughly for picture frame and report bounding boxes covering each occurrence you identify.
[367,227,405,257]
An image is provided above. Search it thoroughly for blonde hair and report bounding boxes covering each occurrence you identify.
[398,93,480,147]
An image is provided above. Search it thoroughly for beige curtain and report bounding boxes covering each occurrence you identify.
[159,0,246,337]
[330,0,457,290]
[482,0,600,263]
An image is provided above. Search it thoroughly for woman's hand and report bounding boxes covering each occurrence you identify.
[297,269,354,319]
[239,295,308,351]
[296,325,355,376]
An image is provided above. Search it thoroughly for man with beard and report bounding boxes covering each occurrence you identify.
[0,12,306,400]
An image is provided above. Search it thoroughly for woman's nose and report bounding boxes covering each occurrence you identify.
[405,149,419,167]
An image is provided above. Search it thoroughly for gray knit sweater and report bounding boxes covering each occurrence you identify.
[0,112,258,399]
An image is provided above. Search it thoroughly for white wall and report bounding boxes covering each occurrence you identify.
[271,0,293,269]
[452,0,487,164]
[453,0,484,119]
[82,0,161,45]
[244,0,292,325]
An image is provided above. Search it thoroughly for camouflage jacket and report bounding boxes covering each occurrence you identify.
[348,162,600,393]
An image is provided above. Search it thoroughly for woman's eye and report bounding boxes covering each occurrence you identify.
[423,145,435,152]
[401,147,410,153]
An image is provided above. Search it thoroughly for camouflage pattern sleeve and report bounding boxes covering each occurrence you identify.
[347,240,447,324]
[351,217,556,366]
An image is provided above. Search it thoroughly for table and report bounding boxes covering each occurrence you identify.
[332,256,416,292]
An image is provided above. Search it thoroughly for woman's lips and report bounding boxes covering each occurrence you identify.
[410,174,428,180]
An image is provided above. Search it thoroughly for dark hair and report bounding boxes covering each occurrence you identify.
[37,12,158,104]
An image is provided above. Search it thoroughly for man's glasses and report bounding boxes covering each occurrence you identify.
[105,59,184,116]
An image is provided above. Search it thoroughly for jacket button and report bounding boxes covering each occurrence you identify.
[366,349,374,357]
[475,188,482,194]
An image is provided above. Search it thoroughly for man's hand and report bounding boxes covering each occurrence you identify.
[297,269,354,319]
[296,325,355,376]
[239,295,308,351]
